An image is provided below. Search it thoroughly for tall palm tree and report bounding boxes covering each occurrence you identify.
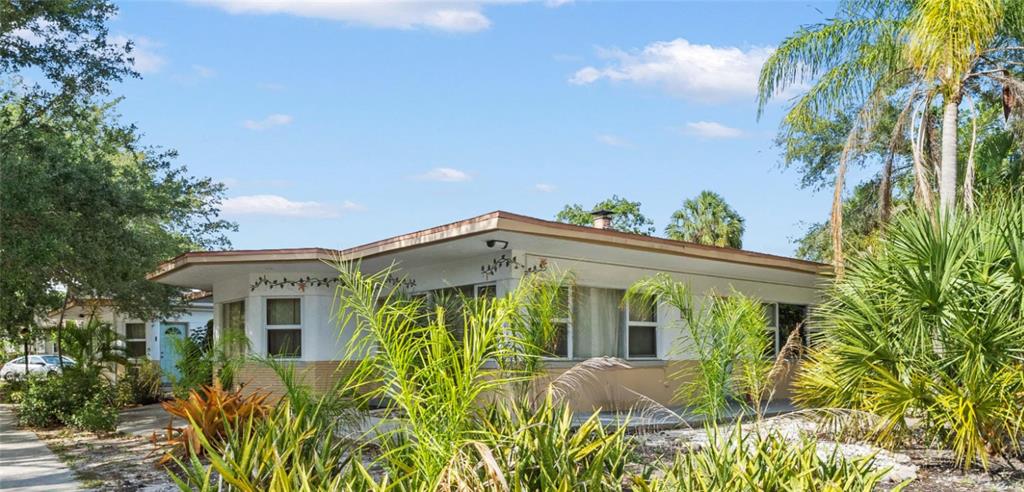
[758,0,1021,274]
[665,191,745,248]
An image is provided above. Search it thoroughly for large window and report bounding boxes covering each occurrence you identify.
[626,295,658,359]
[125,323,147,358]
[266,298,301,358]
[223,300,246,355]
[544,286,572,358]
[763,302,808,357]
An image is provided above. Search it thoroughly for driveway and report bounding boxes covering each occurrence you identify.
[0,407,81,491]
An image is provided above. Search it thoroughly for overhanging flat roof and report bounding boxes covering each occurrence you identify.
[149,211,831,283]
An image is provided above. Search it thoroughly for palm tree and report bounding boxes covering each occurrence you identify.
[758,0,1021,273]
[665,191,745,248]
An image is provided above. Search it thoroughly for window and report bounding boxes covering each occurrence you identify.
[777,303,809,356]
[763,303,779,357]
[763,302,808,358]
[223,300,246,355]
[474,283,496,300]
[545,287,572,358]
[125,323,147,358]
[266,298,301,357]
[626,295,658,359]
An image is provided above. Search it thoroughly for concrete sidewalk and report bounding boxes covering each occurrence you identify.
[0,407,80,491]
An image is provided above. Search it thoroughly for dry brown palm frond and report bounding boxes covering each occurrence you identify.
[545,357,630,405]
[437,441,508,492]
[623,388,690,434]
[767,323,807,384]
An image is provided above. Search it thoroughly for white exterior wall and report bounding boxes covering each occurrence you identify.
[211,272,347,362]
[39,303,213,361]
[198,247,821,365]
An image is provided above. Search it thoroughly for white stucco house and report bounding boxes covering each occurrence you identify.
[149,211,830,409]
[42,295,214,381]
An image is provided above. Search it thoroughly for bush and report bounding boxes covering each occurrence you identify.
[0,379,27,404]
[18,371,118,432]
[794,195,1024,468]
[155,384,270,465]
[65,395,117,432]
[115,359,163,407]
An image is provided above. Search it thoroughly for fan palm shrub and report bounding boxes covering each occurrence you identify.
[794,192,1024,468]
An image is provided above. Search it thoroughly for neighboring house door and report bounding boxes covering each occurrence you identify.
[159,323,188,382]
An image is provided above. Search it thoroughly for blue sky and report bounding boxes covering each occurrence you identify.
[108,1,865,257]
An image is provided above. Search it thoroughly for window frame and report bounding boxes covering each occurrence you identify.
[542,286,573,360]
[625,297,659,360]
[124,322,147,359]
[764,302,780,358]
[264,297,302,359]
[473,283,497,300]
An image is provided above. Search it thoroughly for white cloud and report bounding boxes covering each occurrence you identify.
[110,34,166,74]
[596,134,630,147]
[192,64,216,78]
[569,38,774,102]
[192,1,492,32]
[416,167,472,182]
[222,195,361,218]
[242,113,293,130]
[534,183,556,193]
[683,121,745,139]
[340,200,367,212]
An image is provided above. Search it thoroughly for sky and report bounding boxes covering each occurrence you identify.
[107,0,868,257]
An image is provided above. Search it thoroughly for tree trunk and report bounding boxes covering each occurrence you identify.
[879,149,894,225]
[831,153,848,277]
[939,97,960,213]
[55,289,70,368]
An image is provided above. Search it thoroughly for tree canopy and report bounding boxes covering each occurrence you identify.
[759,0,1024,267]
[555,195,656,235]
[665,191,745,249]
[0,0,235,339]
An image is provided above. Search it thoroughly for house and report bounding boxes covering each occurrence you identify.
[41,294,214,381]
[149,211,829,409]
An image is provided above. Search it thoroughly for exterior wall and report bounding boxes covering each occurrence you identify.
[38,303,213,362]
[200,245,822,409]
[211,272,347,363]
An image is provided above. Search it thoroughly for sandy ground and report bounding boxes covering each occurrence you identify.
[35,427,178,491]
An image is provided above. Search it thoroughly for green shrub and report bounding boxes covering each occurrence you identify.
[0,379,27,404]
[635,424,898,492]
[794,195,1024,468]
[115,359,163,407]
[65,394,117,432]
[18,371,117,432]
[170,328,248,399]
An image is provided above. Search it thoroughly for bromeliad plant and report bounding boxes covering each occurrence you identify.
[795,192,1024,469]
[154,383,270,465]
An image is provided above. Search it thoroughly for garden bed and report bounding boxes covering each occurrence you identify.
[631,414,1024,491]
[35,427,177,491]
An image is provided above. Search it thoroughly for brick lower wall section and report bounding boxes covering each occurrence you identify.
[234,359,800,411]
[235,360,358,399]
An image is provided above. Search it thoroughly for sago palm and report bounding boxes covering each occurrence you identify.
[665,190,745,249]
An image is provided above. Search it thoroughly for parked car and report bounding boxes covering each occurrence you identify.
[0,355,76,381]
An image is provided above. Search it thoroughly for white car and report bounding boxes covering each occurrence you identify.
[0,355,76,381]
